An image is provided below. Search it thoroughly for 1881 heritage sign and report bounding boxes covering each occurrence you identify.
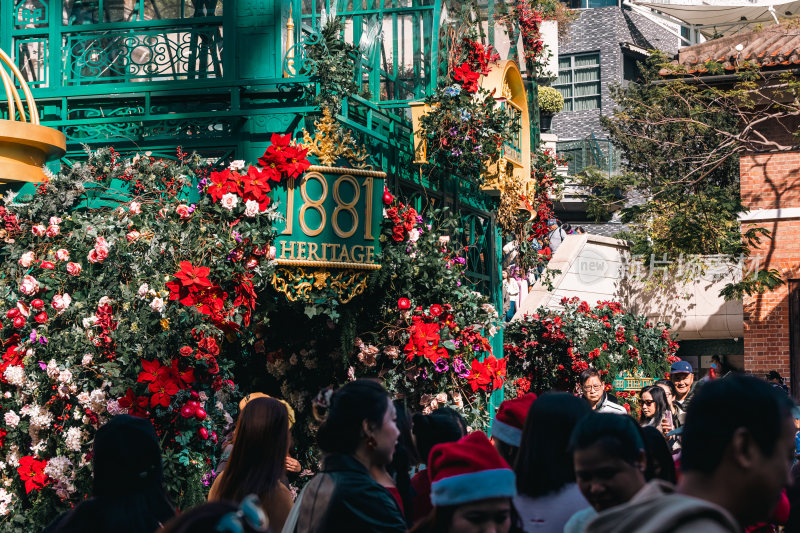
[270,110,385,303]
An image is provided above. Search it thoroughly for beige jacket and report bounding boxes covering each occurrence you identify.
[586,480,741,533]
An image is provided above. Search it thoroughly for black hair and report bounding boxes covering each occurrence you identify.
[317,380,390,454]
[655,379,678,399]
[516,393,591,497]
[569,412,644,466]
[408,502,524,533]
[579,368,602,386]
[389,399,418,521]
[639,385,668,427]
[681,374,795,475]
[576,226,586,234]
[157,501,262,533]
[46,415,174,533]
[412,412,463,465]
[433,406,468,437]
[639,426,677,484]
[562,223,573,233]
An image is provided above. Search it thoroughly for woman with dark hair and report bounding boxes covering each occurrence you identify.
[375,400,419,521]
[639,385,671,435]
[208,397,292,532]
[639,426,677,484]
[287,379,405,533]
[513,393,591,532]
[409,412,465,526]
[563,412,647,533]
[655,379,682,428]
[43,415,175,533]
[409,432,523,533]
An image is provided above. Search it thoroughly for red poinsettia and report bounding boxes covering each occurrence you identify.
[207,169,231,203]
[166,261,214,306]
[453,62,481,93]
[279,145,311,179]
[17,456,49,494]
[404,320,449,362]
[467,355,506,392]
[170,359,195,388]
[149,375,181,407]
[118,387,149,417]
[137,359,169,384]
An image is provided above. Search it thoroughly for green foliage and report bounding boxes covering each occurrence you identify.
[304,16,362,112]
[537,85,564,113]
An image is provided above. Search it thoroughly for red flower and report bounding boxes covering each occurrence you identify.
[453,62,481,92]
[39,261,55,270]
[398,298,411,310]
[404,322,448,362]
[467,355,506,392]
[392,225,406,241]
[179,346,194,358]
[149,376,180,407]
[279,145,311,179]
[137,359,168,384]
[206,169,231,203]
[198,336,220,357]
[429,304,443,317]
[118,387,149,417]
[34,311,48,324]
[174,261,212,291]
[170,359,195,388]
[17,456,48,493]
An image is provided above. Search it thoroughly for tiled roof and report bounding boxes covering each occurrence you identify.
[665,25,800,75]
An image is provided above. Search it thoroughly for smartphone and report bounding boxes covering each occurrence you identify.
[664,409,673,428]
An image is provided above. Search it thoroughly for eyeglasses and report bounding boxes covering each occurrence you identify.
[216,494,269,533]
[583,385,603,392]
[641,400,656,406]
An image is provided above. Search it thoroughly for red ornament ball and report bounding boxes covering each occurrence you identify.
[382,191,394,205]
[195,407,207,421]
[198,427,209,440]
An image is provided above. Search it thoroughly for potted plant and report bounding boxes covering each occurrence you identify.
[537,85,564,132]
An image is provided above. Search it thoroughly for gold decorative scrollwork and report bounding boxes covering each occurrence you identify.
[302,107,371,169]
[271,267,372,304]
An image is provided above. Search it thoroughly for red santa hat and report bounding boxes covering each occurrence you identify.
[428,431,517,507]
[492,393,537,447]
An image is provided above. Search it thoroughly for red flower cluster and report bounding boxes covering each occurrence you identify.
[514,376,531,397]
[404,317,448,362]
[386,203,419,242]
[136,358,195,408]
[515,0,544,64]
[451,38,500,93]
[453,63,481,93]
[166,262,232,328]
[468,355,506,392]
[17,456,48,493]
[257,133,311,181]
[95,302,118,359]
[207,166,272,211]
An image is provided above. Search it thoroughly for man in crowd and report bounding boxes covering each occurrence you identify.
[548,219,565,255]
[670,360,698,424]
[587,374,796,532]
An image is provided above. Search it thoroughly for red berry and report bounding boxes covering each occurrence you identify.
[195,407,207,420]
[198,427,209,440]
[31,299,44,309]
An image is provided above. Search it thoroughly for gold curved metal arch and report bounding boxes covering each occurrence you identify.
[0,47,39,124]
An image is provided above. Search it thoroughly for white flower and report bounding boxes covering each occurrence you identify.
[82,316,98,329]
[4,411,20,427]
[244,199,260,217]
[137,283,149,298]
[49,217,62,226]
[0,488,12,516]
[57,369,72,383]
[64,427,84,452]
[46,360,60,379]
[52,293,72,312]
[229,160,246,171]
[408,228,420,242]
[220,193,239,210]
[98,296,112,308]
[19,251,35,267]
[82,354,93,365]
[435,392,448,404]
[129,201,142,214]
[150,297,165,313]
[106,399,127,416]
[3,366,25,387]
[27,405,53,429]
[19,275,39,295]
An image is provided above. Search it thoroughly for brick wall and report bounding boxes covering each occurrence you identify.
[740,152,800,383]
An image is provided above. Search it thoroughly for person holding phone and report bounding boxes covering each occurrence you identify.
[639,385,673,438]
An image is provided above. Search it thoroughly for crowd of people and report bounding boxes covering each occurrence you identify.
[40,360,800,533]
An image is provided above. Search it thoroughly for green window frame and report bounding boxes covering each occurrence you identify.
[554,52,601,112]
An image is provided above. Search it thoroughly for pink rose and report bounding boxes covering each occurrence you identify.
[220,193,239,210]
[126,231,140,242]
[20,275,39,295]
[175,204,192,220]
[129,202,141,215]
[269,246,276,260]
[88,248,108,263]
[19,252,35,267]
[95,236,108,249]
[52,293,72,312]
[55,249,69,261]
[49,217,62,225]
[31,224,46,236]
[46,225,60,237]
[66,262,82,276]
[246,258,259,269]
